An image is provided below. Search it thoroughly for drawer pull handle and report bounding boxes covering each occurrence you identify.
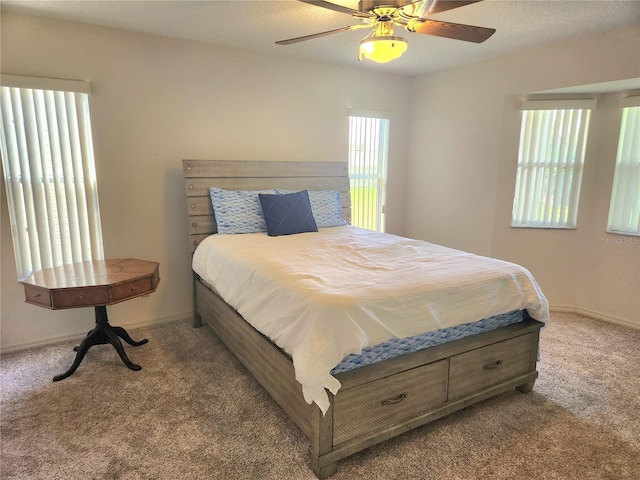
[484,360,503,369]
[34,293,41,298]
[381,393,407,406]
[131,286,136,291]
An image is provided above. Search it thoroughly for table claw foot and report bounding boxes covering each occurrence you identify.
[53,338,93,381]
[105,329,142,371]
[53,306,147,380]
[110,325,149,347]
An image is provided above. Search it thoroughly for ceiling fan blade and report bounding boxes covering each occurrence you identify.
[427,1,484,15]
[276,26,360,45]
[298,0,364,16]
[409,18,495,43]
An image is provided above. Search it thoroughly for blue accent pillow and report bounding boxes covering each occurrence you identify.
[258,190,318,237]
[275,190,348,228]
[209,187,276,234]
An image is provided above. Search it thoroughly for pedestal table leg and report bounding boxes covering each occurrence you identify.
[53,305,148,381]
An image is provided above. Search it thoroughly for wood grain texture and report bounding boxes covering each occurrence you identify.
[183,159,347,178]
[194,277,542,479]
[196,279,315,439]
[183,160,545,479]
[182,159,351,252]
[448,333,534,401]
[335,318,542,391]
[21,259,160,309]
[333,359,448,445]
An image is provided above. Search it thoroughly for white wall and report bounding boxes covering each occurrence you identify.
[2,13,639,351]
[574,93,640,322]
[0,13,412,350]
[407,27,640,327]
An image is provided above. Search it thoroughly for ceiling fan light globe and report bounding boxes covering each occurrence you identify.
[359,36,408,63]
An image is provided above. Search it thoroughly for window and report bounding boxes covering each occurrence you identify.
[348,110,389,232]
[511,99,594,229]
[607,98,640,236]
[1,75,103,279]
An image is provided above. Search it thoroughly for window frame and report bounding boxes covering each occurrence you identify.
[347,109,390,232]
[606,97,640,237]
[1,74,104,279]
[511,98,595,230]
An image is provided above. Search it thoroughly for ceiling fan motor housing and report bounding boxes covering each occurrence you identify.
[275,1,494,52]
[359,0,418,13]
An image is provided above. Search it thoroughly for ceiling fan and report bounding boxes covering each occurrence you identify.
[276,0,496,63]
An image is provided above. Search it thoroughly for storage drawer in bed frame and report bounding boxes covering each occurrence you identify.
[330,328,539,453]
[449,332,535,401]
[194,276,543,479]
[184,160,546,478]
[333,358,449,445]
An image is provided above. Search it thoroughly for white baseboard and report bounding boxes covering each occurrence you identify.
[550,304,639,330]
[3,306,637,352]
[548,304,576,313]
[0,312,193,354]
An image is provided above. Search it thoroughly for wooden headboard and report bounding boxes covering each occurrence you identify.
[182,160,351,252]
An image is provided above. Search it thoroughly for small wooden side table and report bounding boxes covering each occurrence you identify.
[21,258,160,381]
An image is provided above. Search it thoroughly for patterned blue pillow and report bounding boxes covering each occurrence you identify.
[275,190,348,228]
[209,187,276,234]
[258,190,318,237]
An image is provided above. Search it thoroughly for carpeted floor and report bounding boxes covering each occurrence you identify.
[1,311,639,479]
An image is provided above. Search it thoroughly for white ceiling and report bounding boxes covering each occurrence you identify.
[1,0,639,77]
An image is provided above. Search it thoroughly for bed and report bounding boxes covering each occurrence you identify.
[183,159,547,478]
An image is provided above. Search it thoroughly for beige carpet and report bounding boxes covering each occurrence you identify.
[1,311,639,479]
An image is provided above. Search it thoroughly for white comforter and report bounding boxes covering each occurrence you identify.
[192,226,549,414]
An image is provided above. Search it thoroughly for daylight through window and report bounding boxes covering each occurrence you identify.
[0,77,103,279]
[512,99,594,229]
[607,100,640,236]
[348,111,389,232]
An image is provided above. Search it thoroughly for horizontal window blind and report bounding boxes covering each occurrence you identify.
[512,105,591,229]
[1,84,103,279]
[607,103,640,236]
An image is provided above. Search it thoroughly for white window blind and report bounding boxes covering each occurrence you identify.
[607,99,640,236]
[512,99,594,229]
[1,77,103,279]
[348,111,389,232]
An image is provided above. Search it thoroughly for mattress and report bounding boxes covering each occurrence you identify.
[331,310,527,374]
[193,226,549,413]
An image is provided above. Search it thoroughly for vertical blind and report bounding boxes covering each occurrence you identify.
[607,102,640,236]
[1,81,103,279]
[512,99,594,229]
[348,112,389,232]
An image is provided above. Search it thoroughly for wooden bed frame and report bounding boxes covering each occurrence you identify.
[183,159,543,478]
